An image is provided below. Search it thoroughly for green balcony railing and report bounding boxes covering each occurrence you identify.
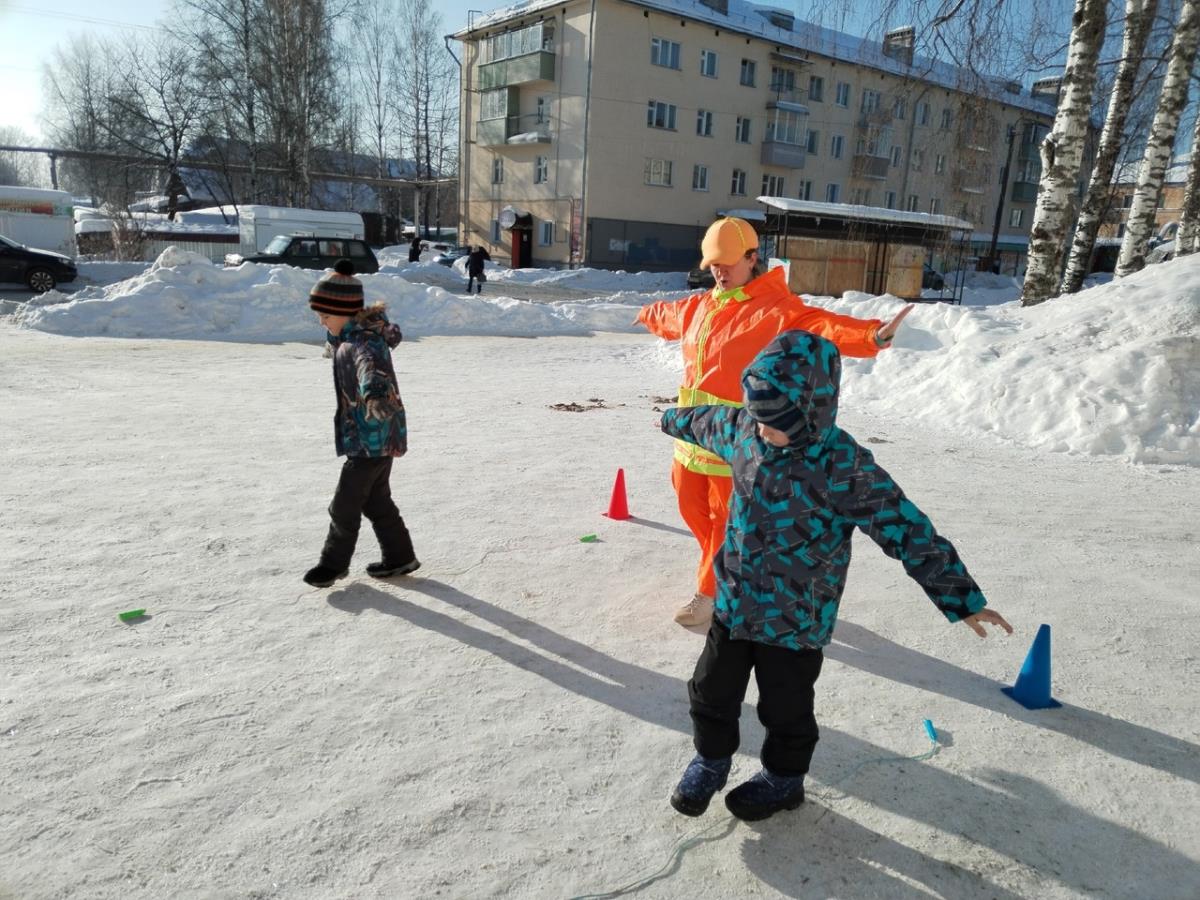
[479,50,556,90]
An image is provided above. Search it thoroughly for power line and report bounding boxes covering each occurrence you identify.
[7,3,162,31]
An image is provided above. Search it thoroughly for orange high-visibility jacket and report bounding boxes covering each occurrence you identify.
[638,266,883,475]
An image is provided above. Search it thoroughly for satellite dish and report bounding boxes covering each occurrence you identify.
[498,206,518,229]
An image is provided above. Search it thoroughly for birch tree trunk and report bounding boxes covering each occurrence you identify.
[1115,0,1200,276]
[1175,112,1200,255]
[1061,0,1158,293]
[1020,0,1108,306]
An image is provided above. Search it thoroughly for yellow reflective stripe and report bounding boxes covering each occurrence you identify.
[692,286,750,384]
[678,385,743,408]
[673,439,732,476]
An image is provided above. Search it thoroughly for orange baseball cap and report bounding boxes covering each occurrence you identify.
[700,216,759,268]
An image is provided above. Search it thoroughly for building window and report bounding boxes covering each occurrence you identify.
[798,179,813,200]
[891,145,902,167]
[917,101,931,125]
[808,75,824,101]
[893,96,906,119]
[647,100,677,130]
[1009,208,1024,228]
[535,96,548,124]
[492,157,503,184]
[651,37,680,69]
[491,219,501,242]
[481,89,507,121]
[740,58,757,86]
[885,190,897,209]
[806,129,819,154]
[644,158,673,187]
[830,134,844,159]
[935,153,946,175]
[941,108,953,130]
[762,173,785,196]
[696,109,714,137]
[1117,223,1126,238]
[861,89,880,113]
[851,187,870,205]
[693,164,709,191]
[770,66,796,95]
[835,81,850,107]
[700,49,718,78]
[906,193,919,212]
[826,183,841,203]
[483,21,555,63]
[534,155,548,183]
[765,108,806,144]
[539,221,554,246]
[731,168,747,195]
[912,149,924,171]
[735,116,752,143]
[1122,194,1134,208]
[929,197,942,215]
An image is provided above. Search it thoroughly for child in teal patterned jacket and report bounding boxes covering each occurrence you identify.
[303,260,418,588]
[659,330,1012,821]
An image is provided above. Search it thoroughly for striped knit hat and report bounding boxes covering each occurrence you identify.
[309,259,364,314]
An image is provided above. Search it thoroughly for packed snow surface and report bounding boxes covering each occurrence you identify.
[15,248,1198,465]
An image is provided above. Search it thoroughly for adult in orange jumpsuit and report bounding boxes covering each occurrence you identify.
[637,217,912,626]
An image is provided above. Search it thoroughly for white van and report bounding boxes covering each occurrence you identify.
[229,205,364,263]
[0,186,77,257]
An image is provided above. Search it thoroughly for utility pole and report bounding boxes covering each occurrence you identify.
[988,124,1018,272]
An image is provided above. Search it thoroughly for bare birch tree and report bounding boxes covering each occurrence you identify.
[1061,0,1160,293]
[1174,110,1200,254]
[1115,0,1200,274]
[1021,0,1109,306]
[356,0,401,214]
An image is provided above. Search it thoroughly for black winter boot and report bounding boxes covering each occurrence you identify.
[670,754,732,816]
[724,768,805,821]
[366,559,421,578]
[303,564,348,588]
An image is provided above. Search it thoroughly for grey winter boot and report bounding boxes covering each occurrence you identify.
[724,768,805,821]
[670,754,732,816]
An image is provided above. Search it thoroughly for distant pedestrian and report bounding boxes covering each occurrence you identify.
[408,234,422,263]
[466,245,491,294]
[303,259,419,588]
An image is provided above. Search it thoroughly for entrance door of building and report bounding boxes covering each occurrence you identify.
[510,217,532,268]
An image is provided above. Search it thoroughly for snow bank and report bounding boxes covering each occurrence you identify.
[15,248,648,341]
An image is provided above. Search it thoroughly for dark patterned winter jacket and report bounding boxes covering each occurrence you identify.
[660,331,987,651]
[328,305,407,458]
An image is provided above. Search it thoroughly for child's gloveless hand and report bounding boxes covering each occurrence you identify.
[962,609,1013,638]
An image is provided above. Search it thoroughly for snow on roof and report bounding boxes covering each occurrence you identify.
[717,207,767,221]
[0,186,74,203]
[451,0,1056,114]
[757,196,973,232]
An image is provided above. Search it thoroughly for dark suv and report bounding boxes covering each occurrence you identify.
[231,236,379,273]
[0,234,79,292]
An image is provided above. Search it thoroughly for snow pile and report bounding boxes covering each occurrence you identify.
[802,259,1199,465]
[14,248,648,341]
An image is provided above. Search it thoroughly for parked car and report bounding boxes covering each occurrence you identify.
[687,265,716,290]
[922,264,945,290]
[0,233,78,292]
[228,235,379,273]
[432,245,471,267]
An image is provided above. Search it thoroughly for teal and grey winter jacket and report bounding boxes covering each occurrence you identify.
[328,305,407,458]
[660,330,987,651]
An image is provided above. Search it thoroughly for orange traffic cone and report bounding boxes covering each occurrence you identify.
[603,468,631,520]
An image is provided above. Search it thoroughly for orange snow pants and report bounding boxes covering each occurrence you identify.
[671,461,733,598]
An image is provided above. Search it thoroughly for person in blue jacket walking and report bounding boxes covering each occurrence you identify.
[659,330,1012,821]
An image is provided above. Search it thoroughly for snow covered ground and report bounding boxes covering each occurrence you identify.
[1,251,1198,898]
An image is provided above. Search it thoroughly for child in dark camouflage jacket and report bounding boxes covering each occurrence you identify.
[659,330,1012,821]
[303,260,419,588]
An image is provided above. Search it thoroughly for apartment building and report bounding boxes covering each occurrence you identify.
[452,0,1057,273]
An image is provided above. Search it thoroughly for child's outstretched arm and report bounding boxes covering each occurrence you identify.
[660,405,741,462]
[833,443,1010,633]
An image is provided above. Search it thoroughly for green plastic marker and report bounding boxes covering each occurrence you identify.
[579,533,599,543]
[118,608,147,622]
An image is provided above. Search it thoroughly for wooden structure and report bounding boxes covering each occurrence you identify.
[756,196,971,301]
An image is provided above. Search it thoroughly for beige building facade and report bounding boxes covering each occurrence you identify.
[453,0,1056,273]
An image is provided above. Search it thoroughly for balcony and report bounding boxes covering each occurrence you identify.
[766,86,808,109]
[1011,180,1039,203]
[477,115,552,148]
[858,108,894,129]
[952,170,986,194]
[479,49,556,90]
[761,140,806,168]
[851,154,889,180]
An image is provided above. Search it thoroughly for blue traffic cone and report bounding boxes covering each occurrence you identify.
[1001,623,1062,710]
